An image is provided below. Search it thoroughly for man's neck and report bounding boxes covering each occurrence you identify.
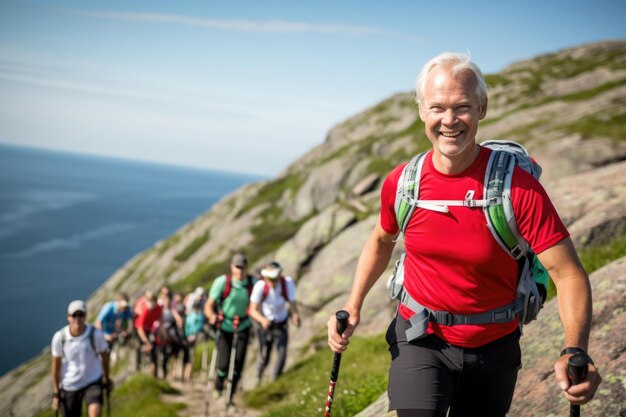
[69,324,87,337]
[432,144,480,175]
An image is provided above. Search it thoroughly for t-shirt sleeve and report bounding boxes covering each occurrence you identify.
[51,330,63,358]
[285,277,297,302]
[96,303,111,324]
[250,281,265,304]
[511,168,569,254]
[93,328,110,353]
[379,163,407,235]
[208,275,226,301]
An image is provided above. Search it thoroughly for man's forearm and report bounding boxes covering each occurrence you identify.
[344,225,396,313]
[101,352,111,380]
[51,358,61,393]
[137,327,150,344]
[539,239,592,349]
[556,272,592,349]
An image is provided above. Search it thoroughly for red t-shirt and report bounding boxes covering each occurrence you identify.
[380,146,569,347]
[134,304,163,332]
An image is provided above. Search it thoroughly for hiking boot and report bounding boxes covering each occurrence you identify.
[212,390,222,400]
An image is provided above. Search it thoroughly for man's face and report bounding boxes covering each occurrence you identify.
[419,67,487,159]
[67,311,86,328]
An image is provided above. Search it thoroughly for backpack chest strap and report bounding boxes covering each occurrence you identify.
[401,189,502,214]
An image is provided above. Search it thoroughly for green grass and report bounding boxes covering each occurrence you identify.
[236,174,304,219]
[171,261,225,294]
[244,333,389,417]
[579,231,626,274]
[174,232,209,262]
[552,112,626,142]
[34,374,185,417]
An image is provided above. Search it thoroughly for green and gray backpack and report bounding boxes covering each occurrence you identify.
[388,140,556,341]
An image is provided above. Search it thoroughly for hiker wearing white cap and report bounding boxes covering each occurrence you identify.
[249,261,300,383]
[51,300,112,417]
[94,293,132,348]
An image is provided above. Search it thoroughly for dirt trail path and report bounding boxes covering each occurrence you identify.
[162,377,263,417]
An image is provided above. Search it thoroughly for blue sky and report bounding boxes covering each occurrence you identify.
[1,1,625,176]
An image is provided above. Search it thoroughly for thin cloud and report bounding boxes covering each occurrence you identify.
[63,9,419,41]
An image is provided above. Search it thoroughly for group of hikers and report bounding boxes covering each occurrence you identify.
[50,254,299,417]
[50,51,603,417]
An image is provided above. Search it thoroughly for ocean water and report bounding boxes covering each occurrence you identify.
[0,144,260,376]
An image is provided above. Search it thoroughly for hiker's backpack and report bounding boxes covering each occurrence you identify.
[60,325,98,359]
[261,276,291,303]
[220,274,255,301]
[388,140,555,341]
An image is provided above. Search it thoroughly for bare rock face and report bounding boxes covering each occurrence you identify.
[275,204,357,276]
[548,160,626,247]
[511,258,626,417]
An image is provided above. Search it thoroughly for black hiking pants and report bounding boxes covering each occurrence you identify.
[256,320,288,380]
[387,316,521,417]
[215,327,250,394]
[59,378,103,417]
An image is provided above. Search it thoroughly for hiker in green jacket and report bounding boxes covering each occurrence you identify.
[204,253,255,403]
[327,52,601,417]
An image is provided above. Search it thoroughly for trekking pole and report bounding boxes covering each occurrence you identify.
[226,315,240,410]
[202,336,209,382]
[204,313,223,417]
[106,386,111,417]
[567,353,589,417]
[324,310,350,417]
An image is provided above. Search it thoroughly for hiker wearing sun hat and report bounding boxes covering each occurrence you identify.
[51,300,112,417]
[249,261,300,383]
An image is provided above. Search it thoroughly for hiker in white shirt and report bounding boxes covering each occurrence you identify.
[51,300,112,417]
[249,261,300,383]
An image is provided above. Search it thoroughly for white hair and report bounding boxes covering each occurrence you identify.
[415,52,488,105]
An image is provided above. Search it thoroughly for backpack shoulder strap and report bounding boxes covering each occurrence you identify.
[221,274,232,301]
[246,275,254,296]
[261,279,269,302]
[394,152,428,234]
[88,325,97,355]
[280,276,290,302]
[483,149,528,259]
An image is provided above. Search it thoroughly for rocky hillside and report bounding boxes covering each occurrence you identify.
[2,39,625,417]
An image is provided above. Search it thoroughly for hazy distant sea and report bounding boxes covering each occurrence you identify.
[0,144,260,376]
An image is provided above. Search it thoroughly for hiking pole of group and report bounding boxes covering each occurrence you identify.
[324,310,350,417]
[105,385,111,417]
[226,315,241,410]
[204,313,223,417]
[567,353,589,417]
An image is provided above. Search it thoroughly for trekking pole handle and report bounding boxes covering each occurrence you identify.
[324,310,350,417]
[567,353,589,417]
[336,310,349,337]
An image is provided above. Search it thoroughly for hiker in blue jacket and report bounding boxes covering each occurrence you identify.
[94,292,132,349]
[249,261,300,383]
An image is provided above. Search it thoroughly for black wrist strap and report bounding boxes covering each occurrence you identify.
[561,347,594,365]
